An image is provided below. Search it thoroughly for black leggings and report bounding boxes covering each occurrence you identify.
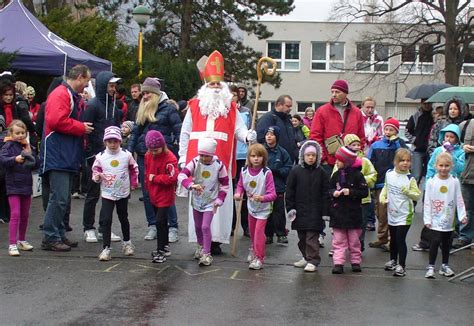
[154,206,169,251]
[429,230,452,265]
[389,225,411,268]
[99,197,130,248]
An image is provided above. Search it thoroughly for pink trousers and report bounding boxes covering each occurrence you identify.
[8,195,32,245]
[332,228,362,265]
[248,215,267,261]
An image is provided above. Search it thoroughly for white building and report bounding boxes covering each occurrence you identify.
[243,20,473,121]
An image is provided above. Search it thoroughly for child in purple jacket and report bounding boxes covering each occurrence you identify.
[0,120,38,256]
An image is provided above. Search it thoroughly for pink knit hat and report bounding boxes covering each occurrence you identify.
[331,79,349,94]
[335,146,358,167]
[304,145,317,155]
[198,138,217,156]
[145,130,165,149]
[141,77,161,95]
[103,126,122,142]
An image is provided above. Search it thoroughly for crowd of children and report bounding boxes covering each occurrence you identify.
[0,114,471,279]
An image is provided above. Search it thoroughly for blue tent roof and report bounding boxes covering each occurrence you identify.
[0,0,112,76]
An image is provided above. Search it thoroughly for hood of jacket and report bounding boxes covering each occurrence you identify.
[444,97,470,123]
[298,140,322,168]
[438,123,461,144]
[95,71,116,105]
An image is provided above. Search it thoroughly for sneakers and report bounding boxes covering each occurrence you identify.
[97,232,121,242]
[412,244,429,252]
[41,241,71,251]
[8,244,20,256]
[63,238,78,248]
[366,223,376,231]
[152,250,167,263]
[247,248,255,263]
[318,235,325,248]
[199,254,213,266]
[72,192,85,199]
[84,230,98,243]
[425,265,435,279]
[249,258,263,270]
[452,239,471,249]
[369,240,386,248]
[193,245,203,259]
[351,264,362,273]
[304,263,317,272]
[328,250,334,257]
[122,241,135,256]
[439,264,455,277]
[99,247,111,261]
[393,265,406,277]
[144,226,157,241]
[332,265,344,274]
[293,258,307,268]
[384,259,397,271]
[277,235,288,244]
[17,241,34,251]
[168,227,179,243]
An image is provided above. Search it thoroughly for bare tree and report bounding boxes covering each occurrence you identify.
[331,0,473,86]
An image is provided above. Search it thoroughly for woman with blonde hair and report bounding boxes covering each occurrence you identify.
[128,77,182,241]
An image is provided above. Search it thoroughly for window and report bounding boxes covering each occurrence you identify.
[267,42,300,71]
[311,42,345,71]
[400,44,434,74]
[356,43,389,72]
[462,46,474,74]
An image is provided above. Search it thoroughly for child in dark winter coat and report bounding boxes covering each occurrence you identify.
[263,126,292,244]
[329,146,368,274]
[286,140,329,272]
[0,120,38,256]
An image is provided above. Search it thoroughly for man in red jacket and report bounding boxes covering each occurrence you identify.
[310,80,366,174]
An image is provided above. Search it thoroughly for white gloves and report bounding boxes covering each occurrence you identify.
[287,209,296,222]
[246,130,257,143]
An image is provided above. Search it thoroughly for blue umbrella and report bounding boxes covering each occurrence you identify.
[406,83,452,100]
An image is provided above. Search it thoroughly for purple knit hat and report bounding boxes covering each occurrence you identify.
[331,80,349,94]
[103,126,122,142]
[141,77,161,95]
[145,130,165,149]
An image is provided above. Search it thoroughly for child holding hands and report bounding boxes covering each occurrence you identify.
[234,143,277,270]
[424,152,467,278]
[178,138,229,266]
[92,126,139,261]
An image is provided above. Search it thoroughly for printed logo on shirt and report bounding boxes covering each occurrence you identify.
[249,180,257,188]
[440,185,448,193]
[110,160,119,168]
[201,170,211,179]
[432,199,445,214]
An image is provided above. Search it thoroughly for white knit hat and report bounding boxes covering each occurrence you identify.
[198,138,217,156]
[103,126,122,142]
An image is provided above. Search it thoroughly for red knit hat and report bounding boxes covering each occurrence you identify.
[335,146,358,167]
[331,80,349,94]
[384,118,400,133]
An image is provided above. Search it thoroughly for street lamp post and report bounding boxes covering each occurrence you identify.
[132,5,151,79]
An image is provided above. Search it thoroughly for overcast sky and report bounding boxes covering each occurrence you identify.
[261,0,335,22]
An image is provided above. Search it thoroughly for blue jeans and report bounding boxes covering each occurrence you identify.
[43,170,74,242]
[168,204,178,229]
[137,155,156,226]
[411,151,428,183]
[460,183,474,242]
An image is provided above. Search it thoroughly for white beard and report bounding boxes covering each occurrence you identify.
[197,83,233,120]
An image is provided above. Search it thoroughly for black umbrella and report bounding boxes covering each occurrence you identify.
[406,83,452,100]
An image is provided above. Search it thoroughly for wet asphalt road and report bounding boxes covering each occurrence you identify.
[0,192,472,325]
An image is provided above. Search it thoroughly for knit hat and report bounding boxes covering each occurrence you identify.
[103,126,122,142]
[335,146,358,167]
[122,120,134,132]
[265,125,280,142]
[26,86,35,96]
[331,80,349,94]
[343,134,361,146]
[384,118,400,133]
[304,145,317,155]
[145,130,165,149]
[198,137,217,156]
[141,77,161,95]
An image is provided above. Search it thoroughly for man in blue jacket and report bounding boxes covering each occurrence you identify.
[81,71,124,243]
[41,65,94,251]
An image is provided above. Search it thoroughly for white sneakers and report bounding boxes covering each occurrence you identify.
[97,232,122,242]
[168,227,179,243]
[122,241,135,256]
[194,245,203,260]
[304,263,317,272]
[17,241,34,251]
[99,247,111,261]
[8,244,20,256]
[249,258,263,270]
[84,230,98,243]
[247,248,255,263]
[144,226,157,240]
[425,265,435,279]
[293,258,307,268]
[199,253,213,266]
